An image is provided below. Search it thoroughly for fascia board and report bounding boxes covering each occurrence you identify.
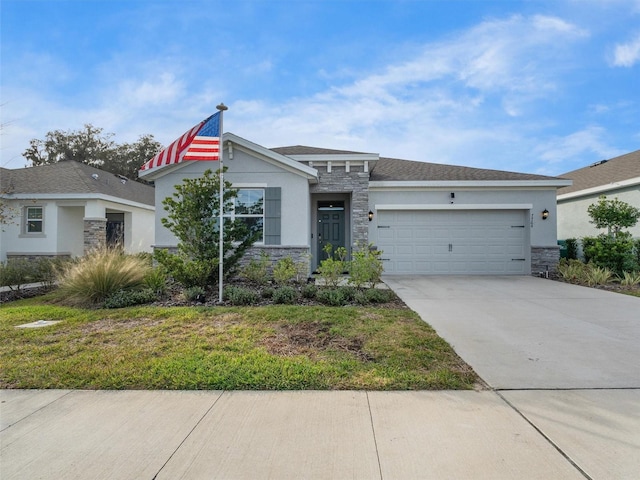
[557,177,640,201]
[2,193,155,211]
[369,180,572,189]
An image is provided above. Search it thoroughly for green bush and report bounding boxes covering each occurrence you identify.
[619,271,640,286]
[364,288,395,304]
[0,259,35,289]
[241,251,271,285]
[55,249,151,305]
[154,249,215,289]
[273,257,298,284]
[565,238,578,260]
[582,234,637,275]
[143,267,168,296]
[272,285,298,304]
[183,286,206,302]
[223,285,258,305]
[349,243,384,288]
[557,259,589,283]
[301,283,318,299]
[316,288,348,306]
[103,288,158,309]
[317,244,347,288]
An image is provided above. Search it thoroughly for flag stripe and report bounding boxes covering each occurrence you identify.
[140,112,221,171]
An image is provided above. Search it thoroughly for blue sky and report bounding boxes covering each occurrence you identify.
[1,0,639,176]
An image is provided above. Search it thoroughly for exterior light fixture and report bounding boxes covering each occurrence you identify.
[368,210,374,222]
[541,209,549,220]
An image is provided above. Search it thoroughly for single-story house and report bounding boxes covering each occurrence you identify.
[557,149,640,240]
[140,133,570,276]
[0,160,155,262]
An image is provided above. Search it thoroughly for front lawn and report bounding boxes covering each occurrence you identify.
[0,298,479,390]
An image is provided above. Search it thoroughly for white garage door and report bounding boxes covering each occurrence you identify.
[376,210,529,274]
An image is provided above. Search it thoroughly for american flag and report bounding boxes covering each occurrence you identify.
[140,112,221,171]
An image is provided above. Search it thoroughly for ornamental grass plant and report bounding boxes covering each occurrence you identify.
[55,248,151,306]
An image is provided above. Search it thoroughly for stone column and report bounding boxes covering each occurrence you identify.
[84,217,107,254]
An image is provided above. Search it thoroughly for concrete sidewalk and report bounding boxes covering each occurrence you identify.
[4,388,628,480]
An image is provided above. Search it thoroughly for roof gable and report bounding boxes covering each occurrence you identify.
[1,161,155,206]
[557,149,640,195]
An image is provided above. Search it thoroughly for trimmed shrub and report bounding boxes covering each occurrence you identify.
[582,233,637,275]
[103,288,158,309]
[183,286,206,302]
[316,288,348,306]
[301,284,318,299]
[272,285,298,304]
[55,249,150,305]
[224,285,258,305]
[364,288,395,304]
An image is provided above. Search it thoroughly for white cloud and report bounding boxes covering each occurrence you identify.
[535,126,624,167]
[612,33,640,66]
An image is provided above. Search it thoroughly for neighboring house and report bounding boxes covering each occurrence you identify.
[557,149,640,240]
[140,133,570,276]
[0,161,155,262]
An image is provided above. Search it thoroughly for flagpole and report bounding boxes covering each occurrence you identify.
[216,103,228,303]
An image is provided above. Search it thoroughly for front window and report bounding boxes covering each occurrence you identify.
[25,206,43,233]
[227,189,264,242]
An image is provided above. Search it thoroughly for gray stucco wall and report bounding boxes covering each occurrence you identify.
[557,185,640,240]
[152,148,311,249]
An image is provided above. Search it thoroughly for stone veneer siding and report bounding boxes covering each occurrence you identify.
[84,218,107,254]
[531,246,560,275]
[309,164,370,248]
[153,245,312,278]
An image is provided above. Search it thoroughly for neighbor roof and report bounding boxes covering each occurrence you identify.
[0,161,155,206]
[371,157,560,182]
[557,149,640,195]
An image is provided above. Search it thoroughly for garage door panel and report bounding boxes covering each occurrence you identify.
[377,210,529,275]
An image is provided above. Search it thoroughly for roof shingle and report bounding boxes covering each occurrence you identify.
[0,161,155,206]
[557,149,640,195]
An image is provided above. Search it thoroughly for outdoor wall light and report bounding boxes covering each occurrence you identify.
[368,210,374,222]
[541,209,549,220]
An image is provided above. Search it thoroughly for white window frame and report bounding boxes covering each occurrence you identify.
[225,188,265,244]
[24,205,44,235]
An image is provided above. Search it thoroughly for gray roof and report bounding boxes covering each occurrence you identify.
[271,145,562,181]
[557,149,640,195]
[0,161,155,206]
[271,145,372,156]
[371,157,560,182]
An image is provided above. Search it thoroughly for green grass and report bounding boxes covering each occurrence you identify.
[0,299,478,390]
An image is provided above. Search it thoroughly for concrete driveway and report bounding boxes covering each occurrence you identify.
[382,275,640,389]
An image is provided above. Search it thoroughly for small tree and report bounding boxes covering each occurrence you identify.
[587,195,640,238]
[156,168,259,288]
[583,195,640,275]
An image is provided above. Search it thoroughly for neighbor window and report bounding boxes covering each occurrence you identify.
[226,189,264,243]
[25,206,44,233]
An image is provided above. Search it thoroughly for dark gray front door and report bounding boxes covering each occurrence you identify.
[317,202,345,262]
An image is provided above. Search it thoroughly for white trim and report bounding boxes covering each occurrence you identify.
[286,153,379,162]
[557,177,640,201]
[4,193,155,211]
[370,180,571,188]
[231,183,268,188]
[374,203,533,211]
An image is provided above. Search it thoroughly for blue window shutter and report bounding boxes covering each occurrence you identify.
[265,187,281,245]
